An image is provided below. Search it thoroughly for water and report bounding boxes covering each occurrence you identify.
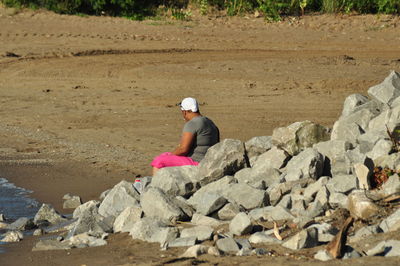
[0,177,41,221]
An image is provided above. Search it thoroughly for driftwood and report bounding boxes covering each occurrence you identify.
[326,217,354,258]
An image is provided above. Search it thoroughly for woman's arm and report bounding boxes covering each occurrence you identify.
[172,132,195,156]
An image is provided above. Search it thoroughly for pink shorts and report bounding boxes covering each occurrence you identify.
[151,152,199,168]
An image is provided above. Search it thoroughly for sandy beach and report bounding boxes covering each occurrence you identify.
[1,5,400,265]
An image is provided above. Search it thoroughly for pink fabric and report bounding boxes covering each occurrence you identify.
[151,152,199,168]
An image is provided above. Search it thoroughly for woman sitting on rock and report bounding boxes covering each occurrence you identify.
[151,97,220,175]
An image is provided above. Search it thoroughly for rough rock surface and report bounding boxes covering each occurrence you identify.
[34,204,67,225]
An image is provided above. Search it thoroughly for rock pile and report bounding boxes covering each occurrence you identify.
[2,71,400,260]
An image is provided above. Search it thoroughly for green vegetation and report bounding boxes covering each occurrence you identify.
[1,0,400,20]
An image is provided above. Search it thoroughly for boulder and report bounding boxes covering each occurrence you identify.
[32,239,71,251]
[150,165,199,197]
[229,212,253,236]
[34,204,67,225]
[69,207,112,237]
[98,180,140,219]
[282,227,318,250]
[73,200,100,219]
[366,139,392,160]
[1,230,23,242]
[140,188,188,222]
[331,109,377,144]
[347,190,380,220]
[187,191,227,216]
[272,121,330,156]
[368,104,400,135]
[216,237,240,254]
[197,139,246,186]
[284,148,324,182]
[180,225,213,242]
[180,245,208,258]
[381,173,400,196]
[234,166,281,189]
[218,203,241,221]
[314,186,330,206]
[350,225,382,243]
[188,176,235,204]
[7,217,35,231]
[314,250,333,261]
[374,153,400,171]
[168,236,197,248]
[326,175,358,194]
[252,147,289,170]
[303,176,330,202]
[113,206,143,233]
[191,213,225,228]
[366,240,400,257]
[244,136,273,163]
[67,232,107,248]
[62,194,82,209]
[129,217,178,244]
[341,94,370,117]
[249,232,282,244]
[357,131,385,153]
[368,70,400,106]
[379,208,400,232]
[248,206,294,221]
[277,194,292,209]
[223,183,269,210]
[329,192,348,208]
[267,178,313,206]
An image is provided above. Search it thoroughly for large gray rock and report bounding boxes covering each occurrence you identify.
[249,232,282,244]
[113,206,143,233]
[69,207,112,237]
[7,217,35,231]
[223,183,269,210]
[350,225,382,243]
[249,206,294,221]
[357,131,385,154]
[218,203,241,220]
[267,178,313,206]
[313,140,353,161]
[34,204,67,225]
[303,176,330,202]
[187,192,227,216]
[168,236,197,248]
[272,121,330,156]
[140,188,188,222]
[331,109,377,144]
[191,213,225,228]
[1,230,23,242]
[366,240,400,257]
[368,70,400,106]
[326,175,358,194]
[381,173,400,196]
[62,194,82,209]
[329,192,348,208]
[379,208,400,232]
[341,94,370,117]
[234,166,281,189]
[150,166,199,197]
[98,180,140,218]
[66,233,107,248]
[188,175,235,204]
[129,217,178,244]
[197,139,246,186]
[180,225,213,241]
[284,148,324,182]
[73,200,100,219]
[244,136,273,163]
[229,212,252,236]
[252,147,289,170]
[282,227,318,250]
[368,104,400,135]
[32,239,71,251]
[366,139,392,160]
[216,237,240,254]
[374,153,400,171]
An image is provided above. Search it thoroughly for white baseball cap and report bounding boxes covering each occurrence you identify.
[179,97,199,112]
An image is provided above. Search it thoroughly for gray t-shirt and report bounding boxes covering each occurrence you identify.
[183,116,220,162]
